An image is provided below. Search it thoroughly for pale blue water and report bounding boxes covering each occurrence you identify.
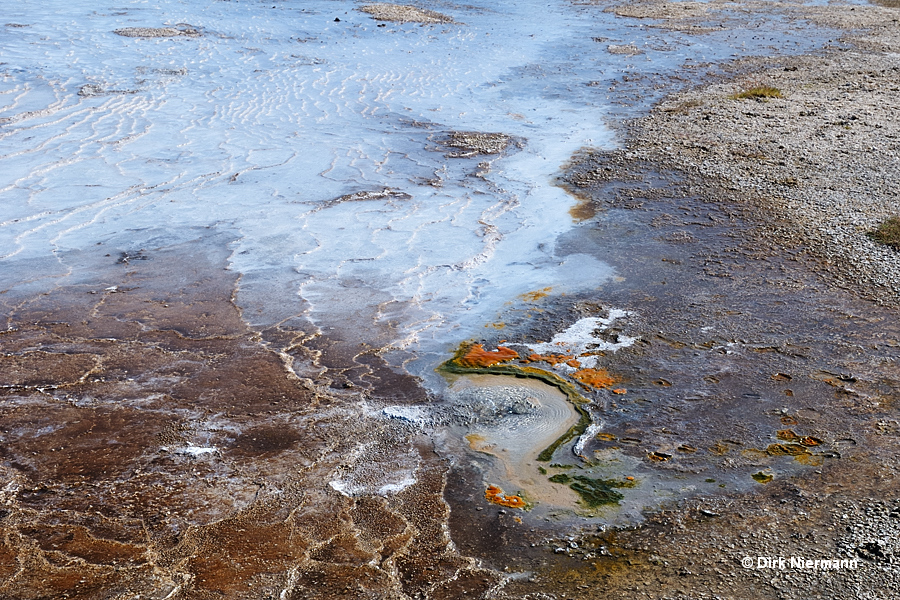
[0,0,836,384]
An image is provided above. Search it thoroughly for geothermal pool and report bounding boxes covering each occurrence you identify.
[1,0,829,383]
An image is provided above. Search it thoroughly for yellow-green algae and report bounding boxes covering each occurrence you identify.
[439,342,593,462]
[547,473,636,507]
[752,471,774,484]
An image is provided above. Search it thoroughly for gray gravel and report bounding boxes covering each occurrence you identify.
[113,26,200,38]
[604,1,900,307]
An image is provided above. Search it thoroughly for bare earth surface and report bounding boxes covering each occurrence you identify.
[1,1,899,599]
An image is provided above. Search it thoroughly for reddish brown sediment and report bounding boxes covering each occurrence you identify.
[570,367,617,389]
[0,238,498,599]
[521,352,576,366]
[484,485,527,509]
[453,344,518,368]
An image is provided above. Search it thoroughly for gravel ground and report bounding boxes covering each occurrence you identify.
[599,0,900,307]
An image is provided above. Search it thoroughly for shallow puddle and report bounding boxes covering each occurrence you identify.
[447,375,582,508]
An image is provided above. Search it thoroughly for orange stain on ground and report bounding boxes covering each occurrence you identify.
[571,368,617,389]
[519,287,552,302]
[522,353,576,366]
[456,344,518,368]
[776,429,800,442]
[485,485,527,509]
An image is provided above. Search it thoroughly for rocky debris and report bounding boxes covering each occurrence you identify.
[442,131,517,158]
[78,83,137,97]
[607,0,721,33]
[837,499,900,567]
[150,67,188,76]
[628,50,900,306]
[493,485,900,598]
[358,3,455,24]
[610,0,711,21]
[315,187,412,211]
[332,188,411,203]
[114,26,200,38]
[577,0,900,309]
[607,43,644,55]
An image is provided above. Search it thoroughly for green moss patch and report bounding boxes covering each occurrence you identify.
[752,471,774,484]
[868,216,900,250]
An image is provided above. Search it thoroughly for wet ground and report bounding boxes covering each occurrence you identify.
[443,152,900,598]
[2,0,900,598]
[1,152,897,599]
[0,233,498,599]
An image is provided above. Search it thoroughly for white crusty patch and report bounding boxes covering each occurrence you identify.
[526,309,637,368]
[574,423,603,457]
[172,444,217,457]
[382,405,427,424]
[329,474,417,497]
